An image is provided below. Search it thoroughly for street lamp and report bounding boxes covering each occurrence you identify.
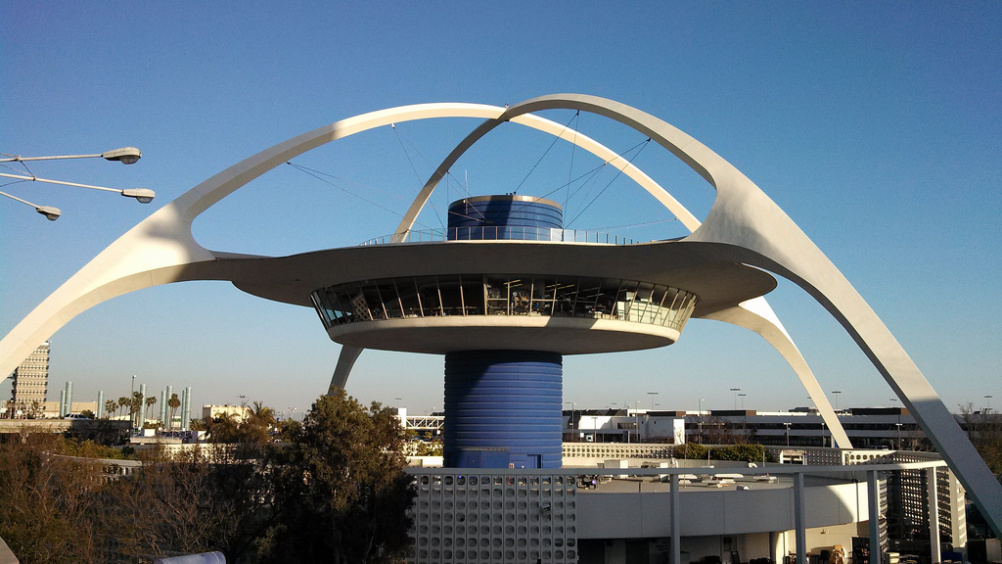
[985,395,993,414]
[130,375,136,431]
[832,390,842,411]
[0,147,151,220]
[565,402,577,441]
[738,393,746,409]
[647,391,658,410]
[0,172,155,203]
[730,388,741,409]
[0,190,60,220]
[1,147,142,165]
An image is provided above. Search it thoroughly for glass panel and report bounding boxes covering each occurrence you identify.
[664,288,682,326]
[320,289,344,324]
[310,292,330,327]
[341,281,373,321]
[553,278,579,317]
[647,285,667,325]
[397,278,422,317]
[415,276,442,316]
[485,275,510,316]
[437,275,463,316]
[376,280,402,319]
[634,282,656,323]
[460,275,485,316]
[530,277,555,316]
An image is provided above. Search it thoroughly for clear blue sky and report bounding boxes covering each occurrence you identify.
[2,2,999,418]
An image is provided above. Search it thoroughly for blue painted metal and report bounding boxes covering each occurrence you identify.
[444,350,563,469]
[447,195,562,241]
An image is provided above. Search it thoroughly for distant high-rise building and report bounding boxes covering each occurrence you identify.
[10,341,49,410]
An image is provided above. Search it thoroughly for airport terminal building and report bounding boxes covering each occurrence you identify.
[1,95,999,562]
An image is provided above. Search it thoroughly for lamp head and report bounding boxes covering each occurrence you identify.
[35,206,61,221]
[102,147,142,165]
[121,188,155,203]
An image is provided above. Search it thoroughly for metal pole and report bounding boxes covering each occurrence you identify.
[130,375,136,430]
[927,467,942,564]
[868,470,882,564]
[670,473,680,564]
[794,472,807,564]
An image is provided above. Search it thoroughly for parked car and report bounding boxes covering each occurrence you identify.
[64,413,91,420]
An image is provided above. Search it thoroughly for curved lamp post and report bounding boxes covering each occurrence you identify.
[0,190,61,220]
[0,147,141,165]
[0,147,151,219]
[0,173,154,203]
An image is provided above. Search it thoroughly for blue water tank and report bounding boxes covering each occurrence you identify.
[444,350,563,469]
[448,195,562,241]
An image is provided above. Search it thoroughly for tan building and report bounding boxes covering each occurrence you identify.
[9,341,49,410]
[202,404,250,423]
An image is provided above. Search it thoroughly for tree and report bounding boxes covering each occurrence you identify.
[168,393,181,431]
[104,400,117,419]
[131,391,144,428]
[960,403,1002,482]
[265,390,414,563]
[145,395,157,423]
[118,396,129,418]
[0,433,104,562]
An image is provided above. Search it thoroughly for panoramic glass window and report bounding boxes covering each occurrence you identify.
[312,275,698,332]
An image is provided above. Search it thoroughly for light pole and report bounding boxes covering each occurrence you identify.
[0,173,155,203]
[738,393,746,409]
[635,400,641,443]
[1,147,142,165]
[832,390,842,411]
[565,401,577,441]
[0,190,61,220]
[130,375,136,431]
[698,398,705,444]
[730,388,741,410]
[985,395,993,414]
[647,391,658,410]
[0,147,152,220]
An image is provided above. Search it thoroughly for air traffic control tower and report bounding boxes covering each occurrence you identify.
[308,194,772,469]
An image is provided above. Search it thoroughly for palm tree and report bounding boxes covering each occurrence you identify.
[168,393,181,431]
[118,397,129,418]
[145,396,157,425]
[131,391,143,428]
[104,400,117,419]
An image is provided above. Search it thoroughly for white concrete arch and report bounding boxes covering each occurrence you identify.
[0,95,995,531]
[386,104,852,448]
[0,103,507,382]
[483,93,1002,533]
[0,102,691,380]
[3,97,848,450]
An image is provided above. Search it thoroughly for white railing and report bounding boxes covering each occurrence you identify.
[361,227,640,246]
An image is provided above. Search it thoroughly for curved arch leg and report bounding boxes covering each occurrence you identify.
[328,346,363,395]
[702,297,852,448]
[483,93,1001,535]
[0,103,510,379]
[394,107,849,448]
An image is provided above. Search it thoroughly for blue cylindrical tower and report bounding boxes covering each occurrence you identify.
[444,350,563,469]
[448,195,562,241]
[445,195,565,468]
